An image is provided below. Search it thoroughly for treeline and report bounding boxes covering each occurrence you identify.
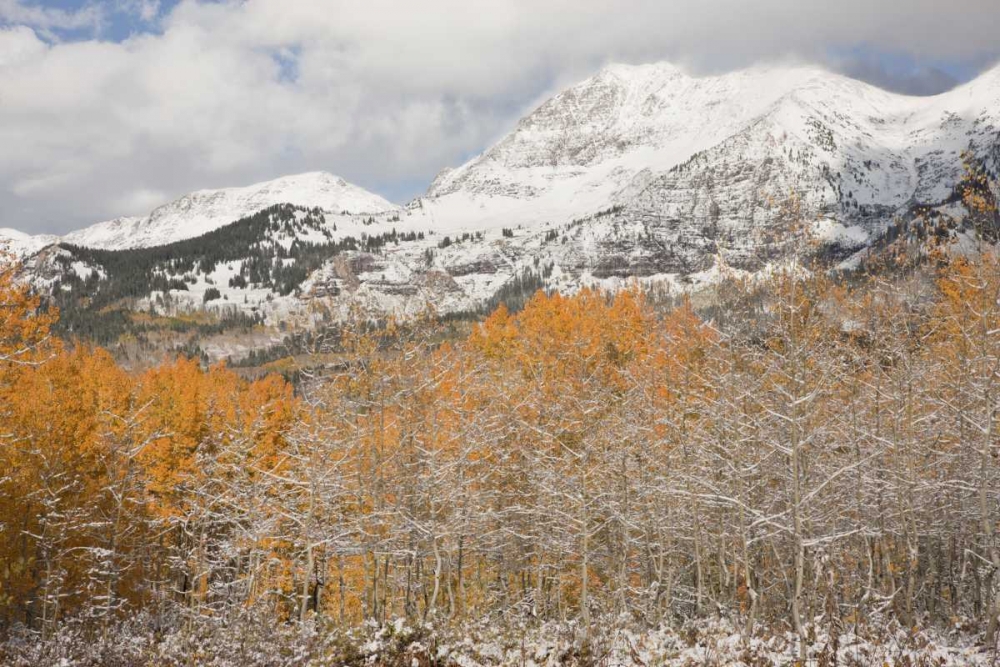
[5,242,1000,657]
[55,302,265,348]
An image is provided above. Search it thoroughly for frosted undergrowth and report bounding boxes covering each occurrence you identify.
[1,612,994,666]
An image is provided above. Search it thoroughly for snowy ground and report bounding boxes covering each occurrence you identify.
[2,614,994,666]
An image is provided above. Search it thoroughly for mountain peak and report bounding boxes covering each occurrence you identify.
[0,228,59,257]
[65,172,397,250]
[246,170,348,190]
[426,61,864,204]
[594,60,687,82]
[185,171,363,201]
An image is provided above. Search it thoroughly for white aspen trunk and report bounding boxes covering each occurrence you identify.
[300,544,313,624]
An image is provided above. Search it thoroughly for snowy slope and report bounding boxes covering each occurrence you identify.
[0,228,59,257]
[415,62,1000,254]
[417,64,865,229]
[62,172,398,250]
[392,62,1000,282]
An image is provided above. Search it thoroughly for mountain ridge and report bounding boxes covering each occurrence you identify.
[7,59,1000,360]
[10,60,1000,254]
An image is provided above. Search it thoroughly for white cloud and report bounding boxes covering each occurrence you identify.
[0,24,44,66]
[111,186,167,213]
[1,0,999,234]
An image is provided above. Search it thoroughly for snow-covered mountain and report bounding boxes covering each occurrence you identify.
[415,61,1000,271]
[61,171,397,250]
[0,228,59,257]
[13,60,1000,356]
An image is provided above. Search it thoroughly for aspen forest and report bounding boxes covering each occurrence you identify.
[6,205,1000,664]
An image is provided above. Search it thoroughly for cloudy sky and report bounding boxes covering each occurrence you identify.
[2,0,999,234]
